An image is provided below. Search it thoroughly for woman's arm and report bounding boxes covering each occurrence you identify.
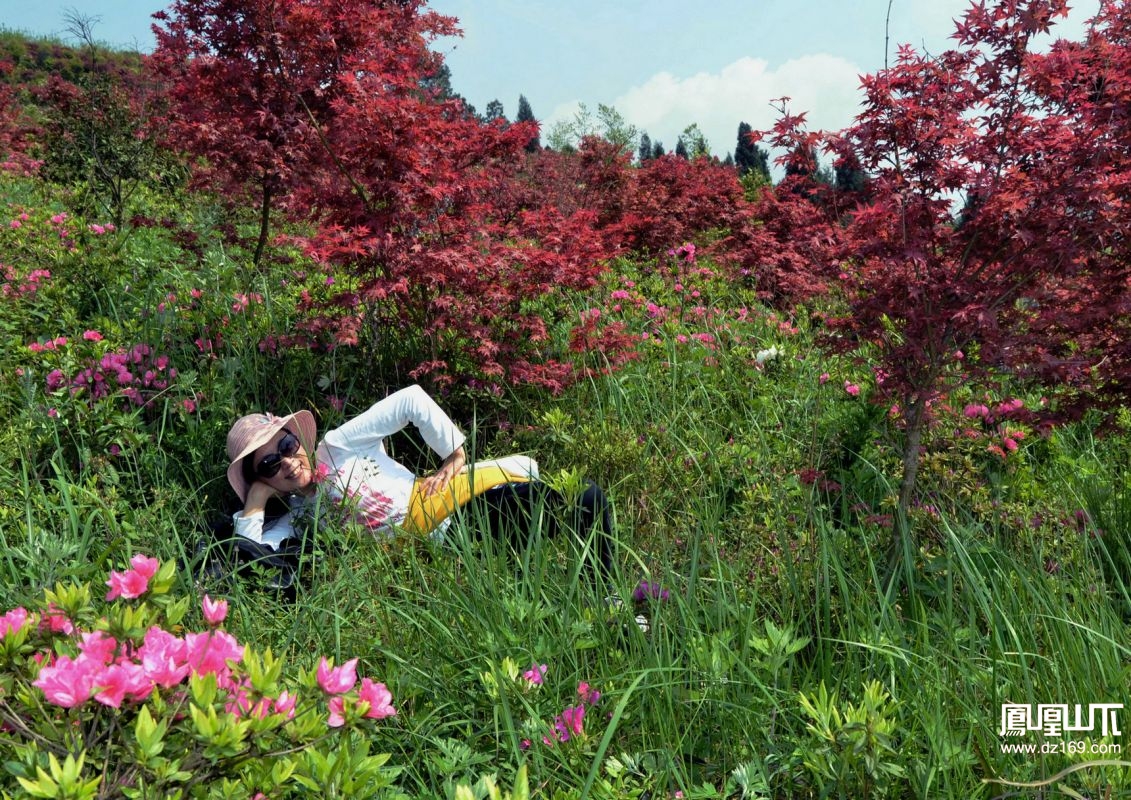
[321,384,466,459]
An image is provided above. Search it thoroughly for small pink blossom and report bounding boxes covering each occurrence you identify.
[844,381,860,397]
[274,690,297,719]
[312,462,332,484]
[522,663,547,687]
[82,330,103,342]
[327,695,347,727]
[202,595,228,626]
[577,681,601,705]
[819,372,829,385]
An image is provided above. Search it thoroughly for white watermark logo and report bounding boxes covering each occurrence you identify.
[1000,703,1123,738]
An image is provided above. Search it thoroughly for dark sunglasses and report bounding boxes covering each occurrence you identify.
[255,429,300,479]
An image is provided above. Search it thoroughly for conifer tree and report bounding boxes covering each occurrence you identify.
[637,131,652,163]
[734,121,770,182]
[515,94,539,151]
[483,99,505,123]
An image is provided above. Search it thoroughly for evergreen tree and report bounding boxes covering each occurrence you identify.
[834,153,867,193]
[421,62,475,117]
[638,131,652,163]
[652,140,665,159]
[723,152,734,167]
[483,99,505,124]
[515,94,540,152]
[674,138,689,159]
[734,121,770,183]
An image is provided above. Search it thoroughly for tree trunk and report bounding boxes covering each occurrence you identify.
[253,179,273,268]
[894,395,927,561]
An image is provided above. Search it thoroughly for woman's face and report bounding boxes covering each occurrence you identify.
[252,428,314,494]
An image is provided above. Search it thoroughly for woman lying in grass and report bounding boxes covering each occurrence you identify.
[224,384,615,586]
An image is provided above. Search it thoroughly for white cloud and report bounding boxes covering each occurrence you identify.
[572,53,866,158]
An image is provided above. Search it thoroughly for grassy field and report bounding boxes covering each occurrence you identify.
[1,169,1129,799]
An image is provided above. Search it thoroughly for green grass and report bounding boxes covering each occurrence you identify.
[1,169,1129,798]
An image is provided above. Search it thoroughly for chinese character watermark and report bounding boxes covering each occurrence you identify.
[1000,703,1123,738]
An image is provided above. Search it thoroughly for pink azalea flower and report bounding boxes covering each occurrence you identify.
[316,657,358,695]
[130,554,159,579]
[202,595,228,626]
[41,603,73,634]
[78,631,119,665]
[358,678,396,720]
[138,627,191,688]
[82,330,103,341]
[0,607,29,639]
[963,403,990,419]
[844,381,860,397]
[185,630,244,676]
[274,690,297,719]
[33,654,96,708]
[105,569,149,601]
[93,662,151,708]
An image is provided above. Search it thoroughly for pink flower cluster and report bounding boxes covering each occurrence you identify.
[43,340,181,408]
[14,557,397,731]
[1,263,50,298]
[960,398,1028,459]
[32,616,244,710]
[541,681,603,746]
[316,657,397,727]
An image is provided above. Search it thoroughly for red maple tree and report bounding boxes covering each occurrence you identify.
[152,0,624,393]
[752,0,1131,551]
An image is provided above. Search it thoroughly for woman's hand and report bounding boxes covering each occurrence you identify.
[244,480,281,516]
[419,446,466,496]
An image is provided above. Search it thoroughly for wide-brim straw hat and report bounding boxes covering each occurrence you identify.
[225,410,317,502]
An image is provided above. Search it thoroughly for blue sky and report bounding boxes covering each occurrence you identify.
[0,0,1097,157]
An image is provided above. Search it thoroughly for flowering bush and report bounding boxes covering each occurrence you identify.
[0,556,401,798]
[478,657,604,755]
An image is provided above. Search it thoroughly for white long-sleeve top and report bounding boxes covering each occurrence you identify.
[233,385,466,547]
